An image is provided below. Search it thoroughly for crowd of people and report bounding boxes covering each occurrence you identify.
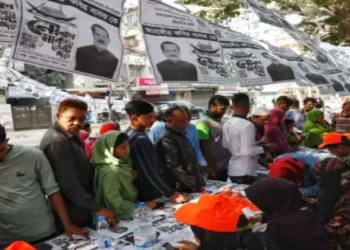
[2,94,350,250]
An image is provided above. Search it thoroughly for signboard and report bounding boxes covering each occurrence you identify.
[12,0,125,81]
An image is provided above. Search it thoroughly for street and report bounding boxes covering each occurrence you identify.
[7,122,130,147]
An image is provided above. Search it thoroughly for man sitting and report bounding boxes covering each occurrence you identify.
[156,106,205,193]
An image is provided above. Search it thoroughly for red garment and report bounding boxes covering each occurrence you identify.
[265,109,295,154]
[79,132,96,159]
[100,122,118,135]
[5,241,36,250]
[269,157,305,187]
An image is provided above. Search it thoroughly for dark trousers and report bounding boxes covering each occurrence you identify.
[216,169,228,182]
[230,175,256,185]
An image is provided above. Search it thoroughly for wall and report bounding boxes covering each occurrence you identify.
[0,104,14,130]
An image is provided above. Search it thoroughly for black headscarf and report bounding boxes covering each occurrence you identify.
[245,178,330,250]
[191,225,269,250]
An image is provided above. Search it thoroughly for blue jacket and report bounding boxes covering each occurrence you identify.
[148,121,207,167]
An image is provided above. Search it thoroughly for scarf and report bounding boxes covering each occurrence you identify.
[245,178,329,250]
[91,131,132,170]
[303,109,330,148]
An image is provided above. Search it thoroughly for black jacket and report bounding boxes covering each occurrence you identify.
[40,122,102,229]
[156,125,205,193]
[125,127,175,202]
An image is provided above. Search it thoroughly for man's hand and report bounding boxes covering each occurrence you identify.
[263,143,277,152]
[171,193,188,204]
[96,208,118,226]
[145,201,157,209]
[64,224,89,239]
[176,240,199,250]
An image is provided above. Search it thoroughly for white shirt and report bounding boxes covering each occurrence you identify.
[222,116,264,177]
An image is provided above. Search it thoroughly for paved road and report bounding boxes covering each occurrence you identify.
[8,123,129,147]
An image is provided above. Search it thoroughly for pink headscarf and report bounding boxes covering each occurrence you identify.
[269,108,285,126]
[265,109,294,154]
[79,131,96,159]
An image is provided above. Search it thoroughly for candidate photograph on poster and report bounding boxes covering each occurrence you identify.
[12,0,124,82]
[297,63,329,85]
[74,23,119,79]
[260,52,295,82]
[156,41,198,81]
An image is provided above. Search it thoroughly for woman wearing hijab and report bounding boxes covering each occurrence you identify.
[303,109,330,148]
[245,178,329,250]
[264,109,295,156]
[92,131,156,219]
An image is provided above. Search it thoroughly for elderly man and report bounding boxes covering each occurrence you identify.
[157,41,198,81]
[156,106,205,192]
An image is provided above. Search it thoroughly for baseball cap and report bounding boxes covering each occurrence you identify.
[175,194,259,233]
[319,133,350,148]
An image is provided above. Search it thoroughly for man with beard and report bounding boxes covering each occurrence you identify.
[75,24,118,78]
[157,41,198,81]
[261,52,295,82]
[196,95,231,181]
[40,99,117,232]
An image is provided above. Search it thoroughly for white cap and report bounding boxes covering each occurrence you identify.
[251,107,270,116]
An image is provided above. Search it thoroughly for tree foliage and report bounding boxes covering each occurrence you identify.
[177,0,350,45]
[20,64,67,89]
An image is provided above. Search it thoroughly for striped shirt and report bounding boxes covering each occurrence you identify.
[331,113,350,133]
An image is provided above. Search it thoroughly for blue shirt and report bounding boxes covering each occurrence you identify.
[286,109,306,130]
[148,121,207,167]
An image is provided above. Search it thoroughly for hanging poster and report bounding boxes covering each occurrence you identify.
[139,0,231,85]
[322,66,350,95]
[12,0,125,81]
[266,44,308,84]
[318,85,336,95]
[293,57,332,87]
[212,24,297,86]
[0,0,18,44]
[246,0,336,67]
[49,89,70,105]
[246,0,295,31]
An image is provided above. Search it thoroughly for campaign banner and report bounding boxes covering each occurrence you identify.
[318,85,336,95]
[246,0,336,68]
[12,0,125,81]
[322,66,350,95]
[139,0,232,85]
[0,0,18,44]
[293,57,333,87]
[212,24,297,86]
